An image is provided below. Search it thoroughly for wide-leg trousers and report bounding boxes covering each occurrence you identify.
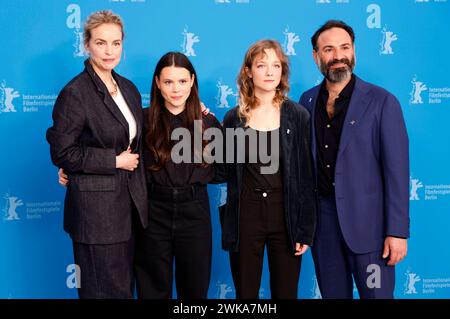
[135,184,212,299]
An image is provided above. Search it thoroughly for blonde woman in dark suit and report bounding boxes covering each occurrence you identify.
[47,11,148,298]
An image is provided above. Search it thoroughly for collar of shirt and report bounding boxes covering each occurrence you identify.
[162,107,187,127]
[319,74,356,116]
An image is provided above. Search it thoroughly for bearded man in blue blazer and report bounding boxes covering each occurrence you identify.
[299,20,410,299]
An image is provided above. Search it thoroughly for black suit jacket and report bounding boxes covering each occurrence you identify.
[218,99,317,252]
[47,60,148,244]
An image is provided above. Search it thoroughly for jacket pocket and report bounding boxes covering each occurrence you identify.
[75,175,116,192]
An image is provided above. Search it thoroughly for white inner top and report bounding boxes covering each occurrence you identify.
[112,88,137,146]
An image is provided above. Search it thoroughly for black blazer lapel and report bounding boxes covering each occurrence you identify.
[280,101,294,179]
[84,60,130,138]
[233,110,245,194]
[113,71,142,150]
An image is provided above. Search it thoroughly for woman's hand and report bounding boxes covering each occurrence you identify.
[295,243,309,256]
[116,147,139,171]
[201,102,214,116]
[58,168,69,187]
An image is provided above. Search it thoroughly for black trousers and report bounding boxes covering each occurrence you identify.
[229,186,301,299]
[134,184,212,299]
[72,237,135,299]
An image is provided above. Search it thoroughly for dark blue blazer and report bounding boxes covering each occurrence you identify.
[47,60,148,244]
[300,75,410,254]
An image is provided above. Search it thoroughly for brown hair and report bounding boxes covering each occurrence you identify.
[237,39,290,124]
[83,10,124,45]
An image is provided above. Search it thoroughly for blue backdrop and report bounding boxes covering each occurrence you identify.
[1,0,449,299]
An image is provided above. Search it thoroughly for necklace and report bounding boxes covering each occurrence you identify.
[109,80,118,97]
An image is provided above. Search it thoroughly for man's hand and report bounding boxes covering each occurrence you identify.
[383,236,408,266]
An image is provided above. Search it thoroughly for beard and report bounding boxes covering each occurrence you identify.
[318,56,355,83]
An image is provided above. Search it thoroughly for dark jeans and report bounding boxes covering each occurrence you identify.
[134,184,212,299]
[229,186,301,299]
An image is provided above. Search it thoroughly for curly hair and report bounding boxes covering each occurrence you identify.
[237,39,290,124]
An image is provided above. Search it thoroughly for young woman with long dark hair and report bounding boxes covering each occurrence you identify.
[134,52,222,299]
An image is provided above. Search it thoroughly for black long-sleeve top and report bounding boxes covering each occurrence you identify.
[143,107,222,187]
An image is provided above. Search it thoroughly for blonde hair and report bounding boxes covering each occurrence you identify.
[83,10,124,45]
[237,39,290,124]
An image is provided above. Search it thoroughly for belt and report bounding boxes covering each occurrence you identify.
[148,184,207,203]
[241,186,283,200]
[253,187,282,193]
